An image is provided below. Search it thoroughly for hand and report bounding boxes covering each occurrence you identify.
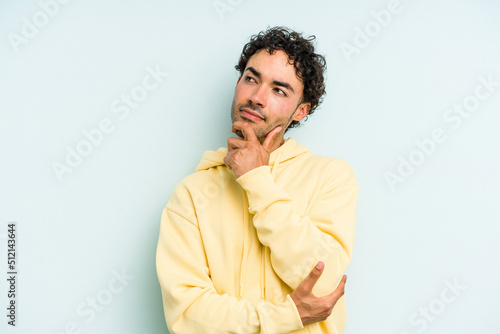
[223,121,282,178]
[290,261,347,326]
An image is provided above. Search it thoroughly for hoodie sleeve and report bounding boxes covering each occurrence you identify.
[236,159,358,297]
[156,199,304,333]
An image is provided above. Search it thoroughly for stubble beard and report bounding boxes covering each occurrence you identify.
[230,100,299,148]
[230,100,271,143]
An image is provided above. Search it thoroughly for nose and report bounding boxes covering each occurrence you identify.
[249,85,267,108]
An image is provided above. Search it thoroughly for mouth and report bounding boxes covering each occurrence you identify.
[240,108,264,122]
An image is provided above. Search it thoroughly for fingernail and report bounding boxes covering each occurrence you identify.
[316,262,323,270]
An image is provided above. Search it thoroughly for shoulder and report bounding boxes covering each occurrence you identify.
[286,137,357,186]
[305,152,358,186]
[168,166,232,204]
[165,171,211,225]
[172,167,224,195]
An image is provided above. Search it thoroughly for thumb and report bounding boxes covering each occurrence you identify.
[327,275,347,303]
[262,126,282,151]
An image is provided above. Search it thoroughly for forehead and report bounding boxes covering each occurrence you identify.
[245,49,303,91]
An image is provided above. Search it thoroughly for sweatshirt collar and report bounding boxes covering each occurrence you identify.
[195,137,309,172]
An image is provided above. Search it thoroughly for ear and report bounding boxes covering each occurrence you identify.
[292,102,311,122]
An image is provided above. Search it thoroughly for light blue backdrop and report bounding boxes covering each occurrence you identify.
[1,0,499,333]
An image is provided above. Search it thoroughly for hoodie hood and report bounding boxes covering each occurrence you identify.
[194,137,309,172]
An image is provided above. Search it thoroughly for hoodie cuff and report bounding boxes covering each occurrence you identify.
[236,166,286,212]
[259,294,304,333]
[285,294,305,330]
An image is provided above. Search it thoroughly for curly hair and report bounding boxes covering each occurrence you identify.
[235,26,327,129]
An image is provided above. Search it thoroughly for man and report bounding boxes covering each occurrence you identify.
[156,27,358,333]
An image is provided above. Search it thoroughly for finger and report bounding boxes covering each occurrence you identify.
[227,137,245,150]
[223,151,234,168]
[232,121,258,142]
[262,126,282,152]
[326,275,347,304]
[297,261,325,294]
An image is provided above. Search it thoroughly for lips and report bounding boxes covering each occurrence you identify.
[240,108,264,121]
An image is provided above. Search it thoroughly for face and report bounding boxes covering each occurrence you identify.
[230,49,310,143]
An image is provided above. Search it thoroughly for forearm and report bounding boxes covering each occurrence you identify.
[156,207,304,334]
[237,165,358,296]
[160,283,302,334]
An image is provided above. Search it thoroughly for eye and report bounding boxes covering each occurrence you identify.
[274,87,287,96]
[245,76,256,83]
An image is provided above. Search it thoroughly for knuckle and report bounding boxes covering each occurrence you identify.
[309,270,319,279]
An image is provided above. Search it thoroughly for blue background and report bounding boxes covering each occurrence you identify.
[1,0,499,333]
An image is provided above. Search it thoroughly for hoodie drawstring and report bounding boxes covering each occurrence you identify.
[239,191,249,297]
[260,245,265,299]
[262,152,283,299]
[240,151,285,299]
[271,152,284,179]
[196,139,308,301]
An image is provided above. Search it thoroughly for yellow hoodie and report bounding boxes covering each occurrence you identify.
[156,137,358,334]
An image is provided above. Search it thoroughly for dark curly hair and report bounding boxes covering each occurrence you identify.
[235,26,327,129]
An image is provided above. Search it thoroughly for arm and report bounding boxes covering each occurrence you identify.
[156,202,304,334]
[236,160,358,297]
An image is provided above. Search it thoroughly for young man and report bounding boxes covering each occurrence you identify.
[156,27,358,333]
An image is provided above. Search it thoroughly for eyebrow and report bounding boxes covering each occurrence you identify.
[245,67,295,94]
